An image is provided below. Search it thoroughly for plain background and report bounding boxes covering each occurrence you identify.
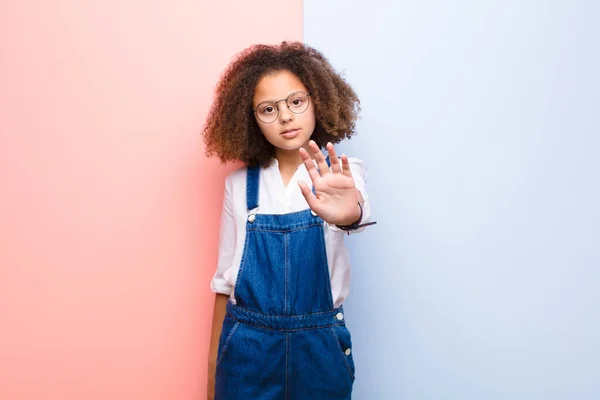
[0,1,301,398]
[2,1,598,399]
[305,0,600,399]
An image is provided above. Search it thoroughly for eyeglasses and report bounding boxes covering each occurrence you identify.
[253,91,311,124]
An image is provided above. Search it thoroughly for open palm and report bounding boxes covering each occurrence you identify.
[298,141,361,226]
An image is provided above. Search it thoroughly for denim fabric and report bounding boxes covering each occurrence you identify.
[215,161,355,400]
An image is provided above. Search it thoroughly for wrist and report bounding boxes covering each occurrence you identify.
[335,202,363,231]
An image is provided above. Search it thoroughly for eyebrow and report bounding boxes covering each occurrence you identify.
[255,90,305,105]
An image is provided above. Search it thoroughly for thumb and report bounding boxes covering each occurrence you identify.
[298,180,318,211]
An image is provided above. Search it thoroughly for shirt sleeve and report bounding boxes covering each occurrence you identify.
[210,173,236,295]
[328,157,372,235]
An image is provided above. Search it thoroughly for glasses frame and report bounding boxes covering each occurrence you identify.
[253,91,311,124]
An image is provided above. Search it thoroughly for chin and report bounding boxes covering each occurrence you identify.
[277,137,310,150]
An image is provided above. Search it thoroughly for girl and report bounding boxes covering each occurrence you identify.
[204,41,374,400]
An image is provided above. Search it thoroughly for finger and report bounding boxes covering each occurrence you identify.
[341,154,354,178]
[298,180,319,211]
[309,140,331,175]
[326,142,342,174]
[299,147,322,183]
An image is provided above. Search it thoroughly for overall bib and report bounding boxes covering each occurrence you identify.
[215,163,355,400]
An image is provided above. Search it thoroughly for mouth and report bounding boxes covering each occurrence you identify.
[280,128,300,138]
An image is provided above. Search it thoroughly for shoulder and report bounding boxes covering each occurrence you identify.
[217,166,245,203]
[225,160,278,186]
[224,165,249,189]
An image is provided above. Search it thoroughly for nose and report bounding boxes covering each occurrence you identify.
[276,101,294,123]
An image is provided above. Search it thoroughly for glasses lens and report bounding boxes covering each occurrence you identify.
[256,102,278,123]
[287,92,309,114]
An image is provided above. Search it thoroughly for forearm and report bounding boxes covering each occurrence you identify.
[207,293,229,399]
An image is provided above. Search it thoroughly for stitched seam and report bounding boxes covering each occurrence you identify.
[318,225,335,310]
[246,166,259,210]
[285,333,289,400]
[215,322,240,368]
[284,233,289,315]
[233,226,252,303]
[229,305,342,319]
[330,327,355,379]
[247,223,323,233]
[250,208,314,218]
[226,315,342,332]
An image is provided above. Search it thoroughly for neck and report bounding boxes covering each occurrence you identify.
[275,142,313,177]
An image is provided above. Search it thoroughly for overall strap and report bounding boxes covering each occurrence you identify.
[246,165,260,211]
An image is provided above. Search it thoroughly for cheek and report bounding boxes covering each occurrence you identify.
[303,109,316,130]
[258,124,279,142]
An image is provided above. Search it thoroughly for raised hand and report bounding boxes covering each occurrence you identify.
[297,140,361,226]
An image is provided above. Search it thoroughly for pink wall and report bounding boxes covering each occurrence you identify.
[0,1,302,398]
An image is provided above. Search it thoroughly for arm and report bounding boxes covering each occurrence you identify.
[207,174,236,399]
[207,293,229,400]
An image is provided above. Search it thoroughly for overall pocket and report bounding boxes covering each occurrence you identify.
[330,325,356,380]
[216,315,240,368]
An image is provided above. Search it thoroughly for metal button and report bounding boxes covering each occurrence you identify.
[335,312,344,321]
[311,210,317,217]
[344,348,352,356]
[248,214,256,223]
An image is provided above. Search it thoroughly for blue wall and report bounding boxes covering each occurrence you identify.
[304,1,600,398]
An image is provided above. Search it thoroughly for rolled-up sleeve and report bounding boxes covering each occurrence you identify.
[328,157,372,235]
[210,175,236,295]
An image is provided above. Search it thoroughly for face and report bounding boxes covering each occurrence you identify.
[252,70,316,157]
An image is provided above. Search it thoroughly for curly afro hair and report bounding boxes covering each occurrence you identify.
[202,41,361,167]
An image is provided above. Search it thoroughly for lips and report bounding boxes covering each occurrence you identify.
[280,128,300,139]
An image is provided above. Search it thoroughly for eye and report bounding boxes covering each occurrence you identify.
[261,105,276,114]
[291,97,304,106]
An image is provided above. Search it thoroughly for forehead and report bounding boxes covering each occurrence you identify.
[253,70,308,104]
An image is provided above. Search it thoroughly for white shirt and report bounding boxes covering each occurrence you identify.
[210,158,371,308]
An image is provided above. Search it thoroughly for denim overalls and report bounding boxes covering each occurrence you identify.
[215,162,355,399]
